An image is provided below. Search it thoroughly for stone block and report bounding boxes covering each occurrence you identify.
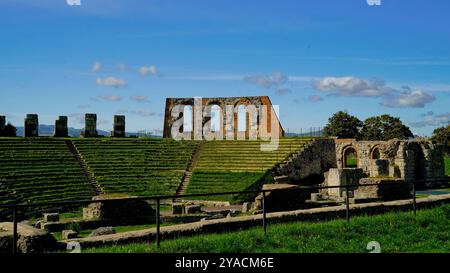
[0,222,57,253]
[172,203,185,215]
[43,213,59,222]
[89,227,115,237]
[241,202,251,213]
[24,114,39,137]
[83,195,155,225]
[112,115,125,137]
[62,230,78,240]
[254,184,309,213]
[54,116,68,137]
[83,113,98,137]
[185,204,201,214]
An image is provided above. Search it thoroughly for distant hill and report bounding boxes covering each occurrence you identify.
[14,124,161,138]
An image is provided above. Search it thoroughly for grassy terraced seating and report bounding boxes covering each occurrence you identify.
[186,138,313,202]
[73,139,197,196]
[0,138,95,206]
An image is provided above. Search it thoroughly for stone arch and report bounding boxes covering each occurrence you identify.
[342,145,358,168]
[233,98,252,139]
[370,145,381,159]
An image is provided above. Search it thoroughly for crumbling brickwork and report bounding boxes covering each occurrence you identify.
[163,96,284,139]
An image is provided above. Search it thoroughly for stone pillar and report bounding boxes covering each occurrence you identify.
[83,113,98,137]
[0,115,5,131]
[24,114,39,137]
[112,115,125,137]
[54,116,68,137]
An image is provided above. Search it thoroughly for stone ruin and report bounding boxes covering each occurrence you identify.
[111,115,125,137]
[0,115,5,131]
[24,114,39,137]
[82,113,98,137]
[83,195,156,225]
[54,116,68,137]
[325,139,446,201]
[163,96,284,139]
[272,138,446,205]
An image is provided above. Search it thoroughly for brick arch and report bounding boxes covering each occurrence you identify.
[369,145,381,159]
[342,145,358,168]
[233,98,253,139]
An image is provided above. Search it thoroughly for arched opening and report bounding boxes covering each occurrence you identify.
[183,105,193,132]
[237,105,247,132]
[343,146,358,168]
[370,146,380,159]
[210,105,221,132]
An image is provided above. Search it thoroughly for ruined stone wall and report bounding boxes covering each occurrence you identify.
[54,116,68,137]
[0,116,5,131]
[163,96,284,139]
[83,113,98,137]
[335,139,446,182]
[24,114,39,137]
[112,115,125,137]
[273,138,337,184]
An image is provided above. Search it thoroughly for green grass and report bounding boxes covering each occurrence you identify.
[445,155,450,176]
[84,204,450,253]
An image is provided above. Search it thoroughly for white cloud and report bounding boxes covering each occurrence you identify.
[116,64,127,71]
[244,72,288,88]
[410,112,450,128]
[97,94,123,102]
[92,61,102,73]
[130,95,150,103]
[132,109,157,117]
[314,76,392,97]
[138,65,158,76]
[96,77,127,88]
[381,90,435,108]
[307,95,323,102]
[275,88,291,96]
[313,76,435,108]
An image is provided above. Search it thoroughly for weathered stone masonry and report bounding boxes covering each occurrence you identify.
[163,96,284,139]
[24,114,39,137]
[54,116,68,137]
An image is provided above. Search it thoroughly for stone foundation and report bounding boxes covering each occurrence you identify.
[326,168,364,198]
[355,178,412,200]
[0,222,56,253]
[83,196,156,225]
[253,184,310,212]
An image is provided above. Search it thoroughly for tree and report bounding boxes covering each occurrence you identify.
[0,123,17,137]
[360,115,413,141]
[431,124,450,145]
[323,111,362,139]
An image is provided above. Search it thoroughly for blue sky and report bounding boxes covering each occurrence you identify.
[0,0,449,136]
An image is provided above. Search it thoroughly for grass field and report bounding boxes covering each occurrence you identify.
[84,204,450,253]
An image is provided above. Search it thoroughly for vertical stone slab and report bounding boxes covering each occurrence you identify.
[112,115,125,137]
[54,116,68,137]
[24,114,39,137]
[0,115,5,131]
[83,113,98,137]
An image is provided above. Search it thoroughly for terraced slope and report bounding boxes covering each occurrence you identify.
[72,139,197,196]
[186,138,313,202]
[0,138,94,206]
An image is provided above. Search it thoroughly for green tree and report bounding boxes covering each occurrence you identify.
[360,115,413,141]
[323,111,362,139]
[0,123,17,137]
[431,124,450,146]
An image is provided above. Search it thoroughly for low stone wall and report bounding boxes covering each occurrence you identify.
[253,184,310,212]
[83,196,156,225]
[0,222,56,253]
[273,138,337,184]
[63,193,450,249]
[355,178,412,200]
